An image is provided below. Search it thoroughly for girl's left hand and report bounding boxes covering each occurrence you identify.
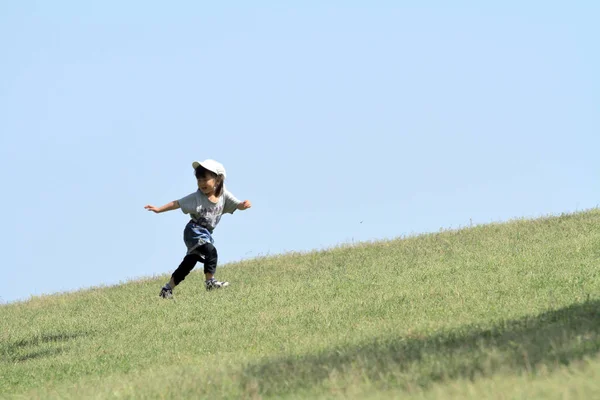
[239,200,252,210]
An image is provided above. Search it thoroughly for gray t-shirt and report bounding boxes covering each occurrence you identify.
[177,189,241,232]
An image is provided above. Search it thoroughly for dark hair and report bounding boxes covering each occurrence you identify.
[194,165,224,197]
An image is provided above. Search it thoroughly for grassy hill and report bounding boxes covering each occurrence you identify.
[2,210,600,399]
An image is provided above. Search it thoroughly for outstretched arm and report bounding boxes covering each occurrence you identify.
[237,200,252,211]
[145,201,180,214]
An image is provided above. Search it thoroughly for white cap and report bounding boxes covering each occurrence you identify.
[192,159,226,178]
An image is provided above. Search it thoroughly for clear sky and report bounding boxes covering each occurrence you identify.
[1,1,598,304]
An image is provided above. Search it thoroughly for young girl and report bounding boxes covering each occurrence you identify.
[145,159,251,298]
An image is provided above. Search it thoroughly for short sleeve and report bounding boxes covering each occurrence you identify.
[223,189,242,214]
[177,192,198,215]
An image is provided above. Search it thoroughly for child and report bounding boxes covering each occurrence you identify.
[145,159,251,298]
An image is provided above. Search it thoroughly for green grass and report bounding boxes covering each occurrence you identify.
[2,210,600,399]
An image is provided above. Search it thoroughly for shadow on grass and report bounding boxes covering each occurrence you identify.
[1,331,88,363]
[242,299,600,396]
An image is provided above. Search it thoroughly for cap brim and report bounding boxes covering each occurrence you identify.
[192,161,200,169]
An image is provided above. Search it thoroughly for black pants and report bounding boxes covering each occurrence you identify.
[171,243,218,285]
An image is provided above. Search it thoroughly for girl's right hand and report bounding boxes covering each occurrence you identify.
[144,205,160,213]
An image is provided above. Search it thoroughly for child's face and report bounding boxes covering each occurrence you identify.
[197,174,217,195]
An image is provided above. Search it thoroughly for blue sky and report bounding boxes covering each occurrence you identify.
[1,1,598,303]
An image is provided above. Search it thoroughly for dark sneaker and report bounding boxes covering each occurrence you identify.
[205,278,230,291]
[159,286,173,299]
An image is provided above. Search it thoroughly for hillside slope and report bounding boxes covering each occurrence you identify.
[2,210,600,399]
